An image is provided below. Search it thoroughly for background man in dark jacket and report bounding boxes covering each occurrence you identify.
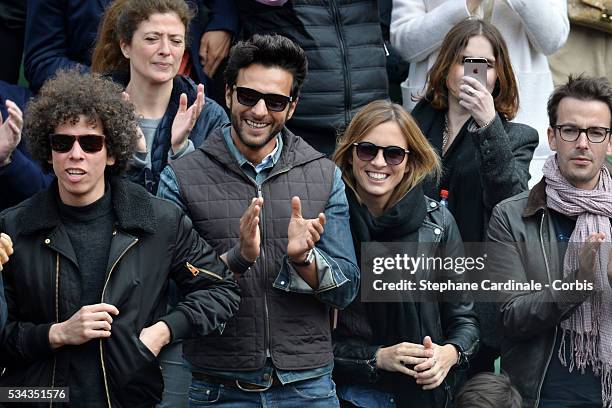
[487,75,612,408]
[0,69,241,407]
[158,34,360,407]
[235,0,389,156]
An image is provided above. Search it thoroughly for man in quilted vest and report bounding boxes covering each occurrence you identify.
[158,34,360,407]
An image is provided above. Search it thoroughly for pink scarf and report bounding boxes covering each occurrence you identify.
[543,155,612,407]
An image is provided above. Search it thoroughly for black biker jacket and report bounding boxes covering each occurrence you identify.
[0,179,241,407]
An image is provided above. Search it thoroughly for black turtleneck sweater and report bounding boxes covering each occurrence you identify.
[57,187,114,407]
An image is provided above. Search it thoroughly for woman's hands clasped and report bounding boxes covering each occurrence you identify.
[376,335,459,390]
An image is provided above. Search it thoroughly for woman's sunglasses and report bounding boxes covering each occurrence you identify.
[353,142,409,165]
[235,86,293,112]
[49,134,106,153]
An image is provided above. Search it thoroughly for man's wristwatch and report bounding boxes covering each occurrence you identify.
[289,249,315,267]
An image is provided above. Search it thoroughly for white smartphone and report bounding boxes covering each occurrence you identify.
[463,57,488,87]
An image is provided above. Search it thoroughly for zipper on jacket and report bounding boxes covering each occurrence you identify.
[329,0,351,124]
[534,211,556,407]
[49,253,60,408]
[99,238,139,408]
[257,183,272,360]
[185,262,224,281]
[254,165,296,362]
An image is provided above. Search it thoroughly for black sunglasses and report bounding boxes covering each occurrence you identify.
[234,86,293,112]
[353,142,409,165]
[49,134,106,153]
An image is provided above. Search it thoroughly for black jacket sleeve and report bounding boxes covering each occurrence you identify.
[333,334,380,385]
[159,208,240,341]
[0,235,55,366]
[486,204,593,342]
[470,115,539,214]
[436,206,480,362]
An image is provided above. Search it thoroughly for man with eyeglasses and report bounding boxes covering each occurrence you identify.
[158,34,359,407]
[0,69,241,407]
[485,75,612,408]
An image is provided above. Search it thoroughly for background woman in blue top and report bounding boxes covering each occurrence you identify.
[92,0,229,194]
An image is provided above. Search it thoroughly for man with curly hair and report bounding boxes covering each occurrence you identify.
[0,69,241,407]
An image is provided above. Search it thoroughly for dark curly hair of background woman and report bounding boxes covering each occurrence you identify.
[25,69,138,176]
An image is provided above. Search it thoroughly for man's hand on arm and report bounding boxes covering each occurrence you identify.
[199,30,231,78]
[139,321,171,357]
[287,196,326,289]
[48,303,119,349]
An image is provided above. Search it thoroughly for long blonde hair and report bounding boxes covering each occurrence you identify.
[333,100,441,211]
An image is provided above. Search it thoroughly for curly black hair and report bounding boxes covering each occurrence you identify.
[25,69,138,177]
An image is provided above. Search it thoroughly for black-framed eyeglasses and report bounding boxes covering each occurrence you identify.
[49,134,106,153]
[554,125,611,143]
[353,142,409,165]
[234,86,293,112]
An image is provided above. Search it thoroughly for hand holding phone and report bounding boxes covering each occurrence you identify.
[463,57,488,87]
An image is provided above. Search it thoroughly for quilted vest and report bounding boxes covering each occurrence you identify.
[175,127,337,371]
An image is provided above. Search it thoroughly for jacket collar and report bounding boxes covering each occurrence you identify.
[522,178,547,218]
[19,178,158,235]
[201,125,325,174]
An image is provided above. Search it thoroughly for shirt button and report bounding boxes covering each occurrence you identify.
[429,202,437,208]
[262,373,270,381]
[280,281,285,285]
[434,228,441,235]
[44,238,51,244]
[390,398,395,403]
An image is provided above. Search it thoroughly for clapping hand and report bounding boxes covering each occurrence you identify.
[287,196,325,263]
[0,100,23,166]
[171,84,204,154]
[238,197,263,263]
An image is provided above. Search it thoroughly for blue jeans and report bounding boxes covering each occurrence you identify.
[188,373,340,407]
[156,341,192,408]
[337,384,396,408]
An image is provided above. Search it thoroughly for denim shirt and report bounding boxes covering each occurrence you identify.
[157,127,359,386]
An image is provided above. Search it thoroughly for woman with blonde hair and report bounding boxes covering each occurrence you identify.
[332,100,479,407]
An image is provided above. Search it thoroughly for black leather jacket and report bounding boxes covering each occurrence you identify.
[0,179,241,407]
[486,179,595,408]
[333,196,479,407]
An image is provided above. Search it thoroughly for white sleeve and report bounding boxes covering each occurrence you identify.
[503,0,569,55]
[390,0,471,62]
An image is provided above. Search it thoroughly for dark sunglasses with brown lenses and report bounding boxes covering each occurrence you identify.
[353,142,409,165]
[49,134,106,153]
[234,86,293,112]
